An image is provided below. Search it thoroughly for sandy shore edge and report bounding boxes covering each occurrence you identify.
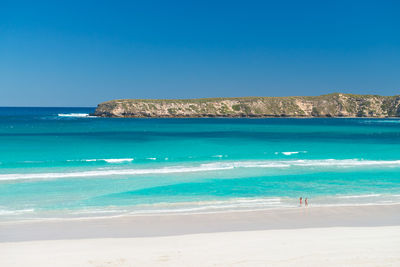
[1,204,400,242]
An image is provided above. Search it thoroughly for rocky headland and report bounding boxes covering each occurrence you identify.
[94,93,400,118]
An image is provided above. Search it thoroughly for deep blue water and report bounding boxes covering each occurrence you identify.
[1,107,400,221]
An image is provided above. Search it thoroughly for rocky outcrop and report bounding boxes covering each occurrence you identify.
[94,93,400,118]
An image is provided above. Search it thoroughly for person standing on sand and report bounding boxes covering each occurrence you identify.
[305,198,308,206]
[299,197,303,206]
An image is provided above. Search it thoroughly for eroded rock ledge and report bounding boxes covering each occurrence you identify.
[94,93,400,118]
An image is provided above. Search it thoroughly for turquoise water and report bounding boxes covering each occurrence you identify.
[1,107,400,221]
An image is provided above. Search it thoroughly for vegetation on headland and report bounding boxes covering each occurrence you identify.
[94,93,400,118]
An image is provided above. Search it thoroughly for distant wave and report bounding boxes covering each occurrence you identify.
[58,113,95,118]
[203,159,400,169]
[2,159,400,181]
[66,158,134,163]
[86,158,134,163]
[275,151,307,156]
[103,158,134,163]
[282,152,299,155]
[361,119,400,124]
[0,164,228,181]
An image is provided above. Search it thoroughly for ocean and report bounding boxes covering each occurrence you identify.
[1,107,400,221]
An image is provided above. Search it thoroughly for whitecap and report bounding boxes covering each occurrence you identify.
[58,113,90,117]
[282,152,299,155]
[103,158,134,163]
[77,158,134,163]
[280,151,307,156]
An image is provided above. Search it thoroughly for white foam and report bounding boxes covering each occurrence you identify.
[0,209,34,215]
[75,194,400,217]
[58,113,91,118]
[70,209,129,215]
[76,158,134,163]
[3,194,400,220]
[2,159,400,181]
[282,152,299,155]
[146,158,157,160]
[103,158,134,163]
[280,151,307,156]
[123,197,287,215]
[0,164,232,181]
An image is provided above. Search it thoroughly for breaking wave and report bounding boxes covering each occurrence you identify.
[84,158,134,163]
[275,151,307,156]
[3,194,400,221]
[2,159,400,182]
[58,113,95,118]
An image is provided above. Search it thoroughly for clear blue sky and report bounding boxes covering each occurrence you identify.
[1,0,399,106]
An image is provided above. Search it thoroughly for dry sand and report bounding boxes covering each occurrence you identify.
[1,227,400,267]
[1,205,400,266]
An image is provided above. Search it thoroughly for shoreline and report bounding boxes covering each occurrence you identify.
[92,114,400,118]
[2,201,400,224]
[1,204,399,242]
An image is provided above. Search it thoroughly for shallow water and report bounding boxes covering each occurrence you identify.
[0,107,399,221]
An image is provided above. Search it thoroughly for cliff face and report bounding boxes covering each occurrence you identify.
[94,94,400,118]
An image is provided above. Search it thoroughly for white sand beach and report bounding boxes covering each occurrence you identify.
[2,226,400,267]
[1,205,400,266]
